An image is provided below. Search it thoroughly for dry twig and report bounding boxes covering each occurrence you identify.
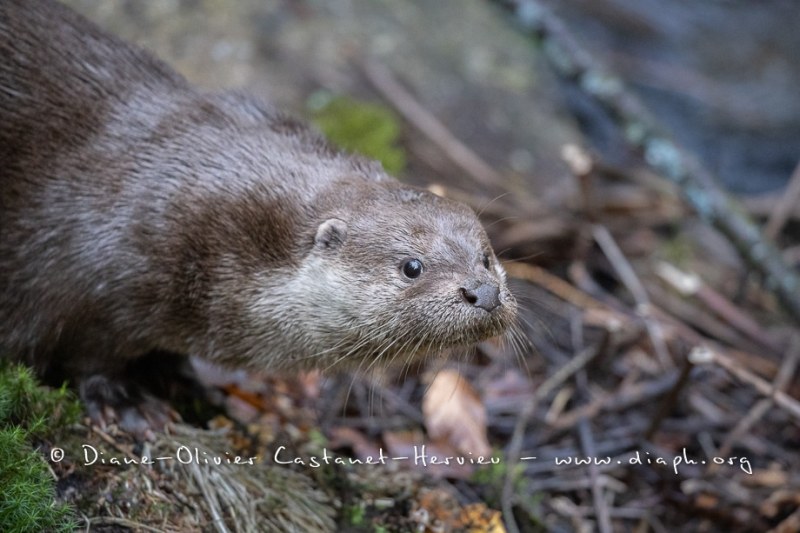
[361,58,519,196]
[714,338,799,465]
[692,347,800,422]
[592,224,672,366]
[656,262,783,354]
[502,338,606,533]
[764,161,800,241]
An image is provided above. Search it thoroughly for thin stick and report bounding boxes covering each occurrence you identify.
[577,370,614,533]
[505,261,608,311]
[569,312,614,533]
[765,161,800,240]
[592,224,672,366]
[361,58,518,195]
[695,347,800,422]
[502,338,605,533]
[644,356,693,440]
[715,338,799,463]
[768,506,800,533]
[655,262,783,354]
[551,370,679,431]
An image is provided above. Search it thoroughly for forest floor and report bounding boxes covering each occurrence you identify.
[9,1,800,531]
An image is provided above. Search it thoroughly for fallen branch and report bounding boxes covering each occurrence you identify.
[713,339,799,467]
[655,261,784,355]
[593,224,672,366]
[691,346,800,422]
[764,161,800,240]
[361,59,520,196]
[502,338,606,533]
[492,0,800,323]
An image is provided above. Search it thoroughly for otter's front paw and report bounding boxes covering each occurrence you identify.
[79,375,180,440]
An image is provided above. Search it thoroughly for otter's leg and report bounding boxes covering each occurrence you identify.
[78,351,196,439]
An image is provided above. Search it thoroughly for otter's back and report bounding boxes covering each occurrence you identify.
[0,0,188,170]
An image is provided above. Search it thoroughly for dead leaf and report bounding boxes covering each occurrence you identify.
[412,488,461,531]
[411,491,505,533]
[422,370,491,457]
[743,467,790,489]
[455,503,506,533]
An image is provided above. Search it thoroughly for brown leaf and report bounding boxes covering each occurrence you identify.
[455,503,506,533]
[422,370,491,457]
[412,488,461,530]
[411,492,505,533]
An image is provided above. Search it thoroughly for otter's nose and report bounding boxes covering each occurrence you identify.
[461,281,501,312]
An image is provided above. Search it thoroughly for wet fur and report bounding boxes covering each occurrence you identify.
[0,0,516,424]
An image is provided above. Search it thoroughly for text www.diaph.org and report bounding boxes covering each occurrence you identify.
[53,444,752,476]
[540,449,752,475]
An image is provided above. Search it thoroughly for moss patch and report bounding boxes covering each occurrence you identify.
[308,92,407,176]
[0,363,80,533]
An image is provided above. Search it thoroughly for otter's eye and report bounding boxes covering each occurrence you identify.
[482,253,491,269]
[401,258,424,279]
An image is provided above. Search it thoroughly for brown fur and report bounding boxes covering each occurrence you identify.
[0,0,516,430]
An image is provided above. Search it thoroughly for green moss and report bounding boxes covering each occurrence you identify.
[345,502,367,526]
[0,362,81,435]
[470,452,528,510]
[0,363,80,533]
[308,92,407,175]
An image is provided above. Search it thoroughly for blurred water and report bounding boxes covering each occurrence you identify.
[552,0,800,194]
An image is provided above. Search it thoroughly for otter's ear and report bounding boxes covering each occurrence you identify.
[314,218,348,250]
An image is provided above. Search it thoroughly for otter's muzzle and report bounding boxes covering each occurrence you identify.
[460,281,501,312]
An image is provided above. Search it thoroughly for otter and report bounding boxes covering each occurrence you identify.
[0,0,516,434]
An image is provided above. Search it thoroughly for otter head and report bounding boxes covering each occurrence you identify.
[291,180,517,370]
